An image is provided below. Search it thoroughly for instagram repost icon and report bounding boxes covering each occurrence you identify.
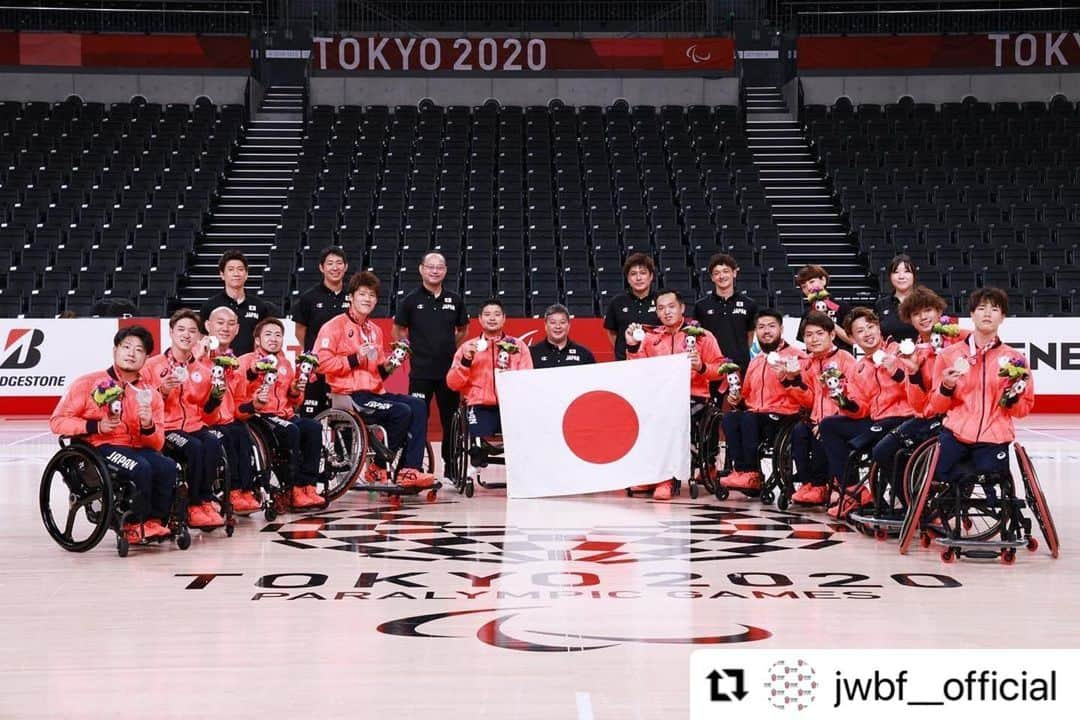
[763,659,818,711]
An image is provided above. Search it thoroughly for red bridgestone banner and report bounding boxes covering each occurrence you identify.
[312,36,734,73]
[3,32,249,69]
[799,32,1080,70]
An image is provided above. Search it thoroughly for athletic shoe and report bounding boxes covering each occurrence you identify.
[724,471,762,491]
[396,468,436,488]
[229,490,251,513]
[187,504,210,527]
[290,486,320,508]
[201,503,225,526]
[143,518,171,538]
[719,471,749,489]
[792,484,830,505]
[827,486,873,519]
[652,480,674,501]
[122,522,143,544]
[629,484,655,493]
[303,485,325,506]
[365,464,389,485]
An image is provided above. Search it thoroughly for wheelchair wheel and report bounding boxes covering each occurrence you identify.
[694,407,724,494]
[899,442,940,554]
[766,420,796,509]
[209,445,233,533]
[903,437,938,507]
[448,407,472,495]
[316,408,366,502]
[1014,442,1060,559]
[39,441,114,553]
[247,420,287,519]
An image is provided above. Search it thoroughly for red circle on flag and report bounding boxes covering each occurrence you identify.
[561,390,639,464]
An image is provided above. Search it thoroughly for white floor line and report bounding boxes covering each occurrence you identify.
[1020,428,1079,444]
[5,431,52,446]
[575,692,594,720]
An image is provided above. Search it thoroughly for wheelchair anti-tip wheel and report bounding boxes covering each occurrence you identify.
[39,440,114,553]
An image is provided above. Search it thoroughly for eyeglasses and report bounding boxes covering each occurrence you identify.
[422,264,447,271]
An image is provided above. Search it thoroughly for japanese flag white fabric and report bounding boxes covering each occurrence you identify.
[495,354,691,498]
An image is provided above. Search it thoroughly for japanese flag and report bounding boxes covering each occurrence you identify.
[495,354,690,498]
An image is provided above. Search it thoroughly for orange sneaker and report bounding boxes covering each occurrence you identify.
[235,490,260,512]
[828,488,870,519]
[629,484,655,493]
[792,484,830,505]
[201,502,225,526]
[290,486,318,508]
[143,518,171,538]
[652,480,674,501]
[724,471,762,491]
[365,464,389,485]
[187,504,209,527]
[122,522,143,544]
[229,490,248,513]
[396,468,436,488]
[303,485,325,506]
[719,471,746,489]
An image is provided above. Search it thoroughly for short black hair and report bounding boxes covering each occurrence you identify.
[802,310,836,333]
[655,288,685,305]
[623,252,657,280]
[347,271,380,296]
[888,253,917,280]
[707,253,739,274]
[754,308,784,325]
[218,249,248,273]
[969,286,1009,315]
[320,246,347,265]
[113,325,154,354]
[480,297,505,313]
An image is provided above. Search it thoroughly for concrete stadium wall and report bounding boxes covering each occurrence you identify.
[0,71,248,104]
[800,73,1080,106]
[310,76,740,107]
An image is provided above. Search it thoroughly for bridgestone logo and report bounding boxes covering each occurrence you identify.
[0,376,65,387]
[106,452,138,472]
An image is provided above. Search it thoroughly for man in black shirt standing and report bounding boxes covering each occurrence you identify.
[199,249,275,356]
[693,253,759,372]
[292,246,350,416]
[602,252,658,361]
[393,252,469,471]
[530,304,596,369]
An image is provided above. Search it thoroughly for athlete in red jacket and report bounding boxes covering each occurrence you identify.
[925,287,1034,483]
[315,271,437,488]
[234,318,324,509]
[779,312,860,505]
[623,288,729,500]
[446,297,533,468]
[142,309,225,528]
[720,308,807,492]
[50,325,175,544]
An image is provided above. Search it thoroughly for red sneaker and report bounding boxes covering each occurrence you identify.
[724,471,762,491]
[143,518,171,538]
[291,486,319,508]
[365,464,389,485]
[303,485,325,506]
[792,484,830,505]
[229,490,250,513]
[629,484,655,493]
[396,468,436,488]
[122,522,143,544]
[187,504,209,527]
[201,503,225,526]
[652,480,674,501]
[719,471,747,489]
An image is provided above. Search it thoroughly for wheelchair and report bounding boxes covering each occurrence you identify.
[743,414,799,509]
[311,394,439,509]
[446,403,505,497]
[898,439,1060,563]
[689,401,726,500]
[164,433,236,537]
[39,437,192,557]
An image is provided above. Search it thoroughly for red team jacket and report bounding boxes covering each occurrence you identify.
[234,350,303,419]
[314,313,389,395]
[926,336,1034,444]
[201,352,247,425]
[739,342,807,415]
[842,342,916,421]
[50,368,166,450]
[626,324,728,400]
[783,348,863,423]
[446,334,533,406]
[904,331,971,418]
[142,350,212,432]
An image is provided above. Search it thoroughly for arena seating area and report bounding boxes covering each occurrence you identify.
[0,97,241,317]
[806,96,1080,316]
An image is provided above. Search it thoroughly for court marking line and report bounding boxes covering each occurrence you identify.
[1020,428,1079,444]
[5,431,52,447]
[575,691,594,720]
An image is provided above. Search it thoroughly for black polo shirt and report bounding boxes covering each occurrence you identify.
[394,286,469,380]
[874,294,918,343]
[530,339,597,369]
[200,291,276,356]
[693,290,758,370]
[603,291,658,360]
[292,283,350,351]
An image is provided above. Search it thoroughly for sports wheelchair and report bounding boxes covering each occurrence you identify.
[624,399,724,500]
[730,414,799,509]
[39,438,192,557]
[311,394,439,509]
[898,439,1060,563]
[445,403,505,497]
[164,433,236,537]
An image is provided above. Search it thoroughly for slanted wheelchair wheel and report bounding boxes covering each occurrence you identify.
[1014,442,1060,559]
[210,445,232,522]
[449,407,472,494]
[899,442,941,555]
[39,442,114,553]
[316,408,366,502]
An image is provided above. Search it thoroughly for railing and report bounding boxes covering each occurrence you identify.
[770,1,1080,35]
[0,1,259,34]
[329,0,720,35]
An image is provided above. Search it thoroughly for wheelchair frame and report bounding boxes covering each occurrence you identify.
[39,437,192,557]
[446,403,505,498]
[747,414,799,510]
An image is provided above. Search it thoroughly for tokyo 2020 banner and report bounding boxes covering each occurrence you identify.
[1,316,1079,415]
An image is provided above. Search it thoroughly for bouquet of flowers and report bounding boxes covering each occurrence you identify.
[998,355,1030,407]
[819,363,855,410]
[806,282,839,315]
[385,339,411,372]
[296,352,320,377]
[718,360,742,397]
[255,355,279,386]
[682,324,706,352]
[930,315,961,353]
[495,339,520,370]
[210,353,239,398]
[92,379,124,418]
